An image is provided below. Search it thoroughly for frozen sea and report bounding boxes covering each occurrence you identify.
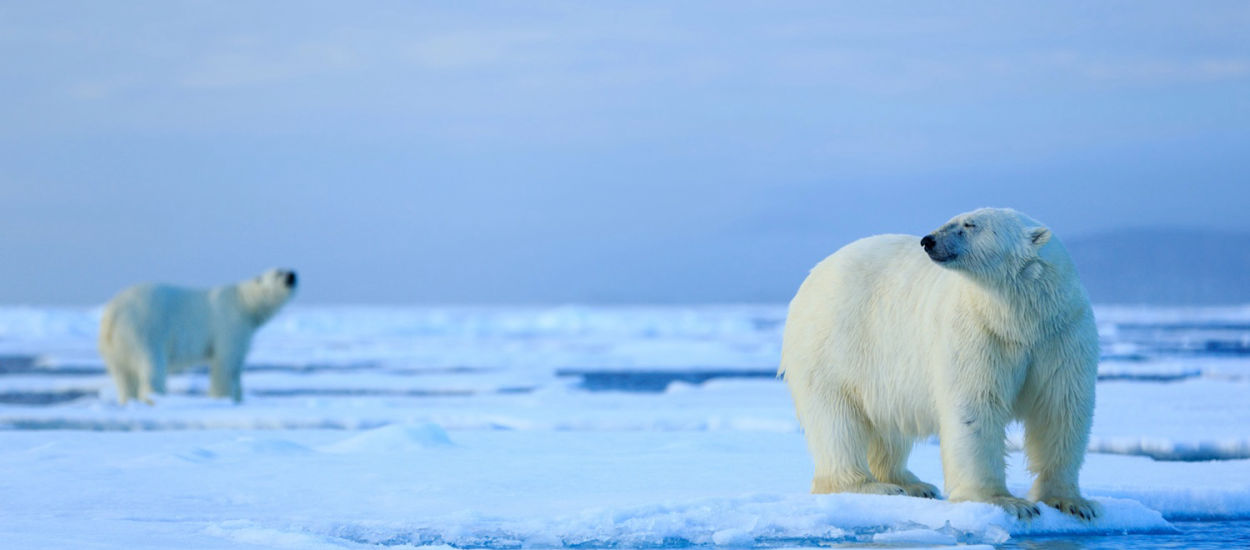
[0,304,1248,549]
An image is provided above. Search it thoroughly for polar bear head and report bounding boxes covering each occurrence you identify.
[236,268,298,325]
[920,208,1054,281]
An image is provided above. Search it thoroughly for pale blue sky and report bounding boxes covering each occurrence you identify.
[2,2,1248,303]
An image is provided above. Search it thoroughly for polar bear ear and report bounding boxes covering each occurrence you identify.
[1028,226,1051,247]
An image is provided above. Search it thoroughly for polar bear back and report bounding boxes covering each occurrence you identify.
[102,284,242,372]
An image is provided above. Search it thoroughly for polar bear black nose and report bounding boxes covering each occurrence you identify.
[921,235,936,252]
[284,271,297,288]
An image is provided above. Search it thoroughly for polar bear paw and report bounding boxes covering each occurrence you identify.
[900,481,941,499]
[812,476,906,495]
[1041,495,1101,521]
[988,496,1041,520]
[860,482,908,495]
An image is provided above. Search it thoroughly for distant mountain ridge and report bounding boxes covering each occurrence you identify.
[1065,228,1250,305]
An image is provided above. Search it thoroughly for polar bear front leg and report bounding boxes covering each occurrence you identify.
[940,401,1040,520]
[209,341,248,403]
[208,356,232,400]
[1022,325,1100,520]
[230,362,244,402]
[1023,399,1099,520]
[148,356,168,396]
[1023,400,1099,519]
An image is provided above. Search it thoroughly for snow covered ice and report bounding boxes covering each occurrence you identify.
[1,305,1248,548]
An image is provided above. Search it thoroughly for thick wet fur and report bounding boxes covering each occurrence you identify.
[779,208,1099,521]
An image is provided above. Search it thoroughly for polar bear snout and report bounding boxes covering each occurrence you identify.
[921,234,958,263]
[281,270,298,289]
[921,235,936,251]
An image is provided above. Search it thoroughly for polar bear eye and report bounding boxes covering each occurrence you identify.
[963,222,977,229]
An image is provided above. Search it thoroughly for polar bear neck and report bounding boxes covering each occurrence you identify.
[221,285,283,328]
[957,258,1088,345]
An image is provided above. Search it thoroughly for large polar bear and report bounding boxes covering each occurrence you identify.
[98,269,298,404]
[779,208,1099,520]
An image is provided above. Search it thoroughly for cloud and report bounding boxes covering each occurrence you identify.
[404,30,552,70]
[67,75,140,100]
[1078,57,1250,83]
[178,40,360,90]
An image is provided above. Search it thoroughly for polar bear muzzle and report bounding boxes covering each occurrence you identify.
[920,234,958,263]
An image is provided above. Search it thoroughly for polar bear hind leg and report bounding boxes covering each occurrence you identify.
[101,340,155,405]
[131,353,160,405]
[869,432,940,498]
[104,357,139,405]
[106,353,157,405]
[800,392,906,496]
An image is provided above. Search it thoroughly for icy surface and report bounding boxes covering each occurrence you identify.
[1,304,1249,548]
[0,429,1196,549]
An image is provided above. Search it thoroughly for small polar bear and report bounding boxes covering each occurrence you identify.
[98,269,298,404]
[779,208,1099,521]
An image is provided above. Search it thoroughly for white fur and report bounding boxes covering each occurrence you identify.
[99,269,297,404]
[779,208,1099,521]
